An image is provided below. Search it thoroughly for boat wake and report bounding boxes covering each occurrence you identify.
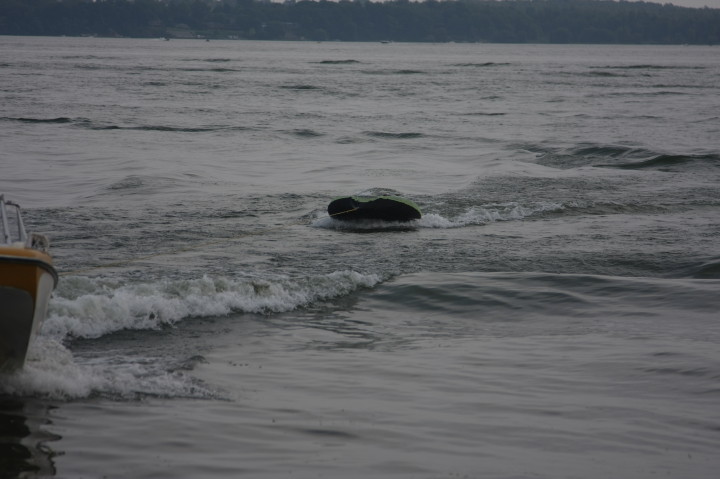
[418,201,564,228]
[45,270,382,341]
[0,336,214,400]
[0,270,382,399]
[313,201,564,230]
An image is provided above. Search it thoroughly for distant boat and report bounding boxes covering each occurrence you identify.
[0,195,58,371]
[328,195,421,222]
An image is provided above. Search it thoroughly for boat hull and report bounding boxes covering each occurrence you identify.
[0,247,58,371]
[328,196,422,222]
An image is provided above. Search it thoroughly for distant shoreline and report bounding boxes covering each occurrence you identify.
[2,34,719,47]
[2,0,718,45]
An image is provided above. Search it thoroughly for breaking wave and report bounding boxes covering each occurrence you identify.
[44,271,382,341]
[0,270,382,400]
[0,337,214,400]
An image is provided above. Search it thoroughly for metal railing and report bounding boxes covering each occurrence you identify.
[0,194,29,245]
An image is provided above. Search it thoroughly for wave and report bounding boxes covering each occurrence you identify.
[1,116,253,133]
[650,84,711,90]
[0,337,214,400]
[1,116,80,124]
[363,271,720,325]
[526,143,645,167]
[106,175,146,190]
[44,271,382,341]
[364,131,425,140]
[567,70,628,78]
[313,195,688,232]
[279,84,322,90]
[102,124,252,133]
[313,201,563,230]
[561,200,669,216]
[89,124,252,133]
[4,264,382,400]
[287,128,324,138]
[143,81,168,87]
[571,144,651,158]
[174,67,239,72]
[419,201,564,228]
[599,153,720,171]
[178,58,233,63]
[532,143,720,171]
[102,174,187,193]
[314,59,361,65]
[361,69,426,75]
[687,258,720,279]
[463,112,506,116]
[452,62,510,68]
[313,217,421,232]
[1,268,381,400]
[593,64,706,70]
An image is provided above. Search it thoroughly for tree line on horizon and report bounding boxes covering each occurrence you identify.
[1,0,719,44]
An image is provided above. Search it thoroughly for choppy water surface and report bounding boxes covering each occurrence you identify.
[1,37,719,478]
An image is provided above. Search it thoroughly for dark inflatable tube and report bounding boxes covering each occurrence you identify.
[328,196,422,222]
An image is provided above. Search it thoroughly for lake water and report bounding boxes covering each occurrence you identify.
[1,37,719,478]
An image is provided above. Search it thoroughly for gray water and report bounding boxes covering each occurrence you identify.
[1,37,719,478]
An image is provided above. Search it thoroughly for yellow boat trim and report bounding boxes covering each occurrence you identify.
[0,247,59,302]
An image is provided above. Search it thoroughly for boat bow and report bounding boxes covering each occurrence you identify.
[0,195,58,371]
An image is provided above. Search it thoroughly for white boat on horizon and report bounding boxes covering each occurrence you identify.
[0,195,58,372]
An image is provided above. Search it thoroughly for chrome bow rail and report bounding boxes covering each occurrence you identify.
[0,194,49,252]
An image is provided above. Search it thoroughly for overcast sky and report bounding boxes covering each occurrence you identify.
[507,1,718,9]
[469,1,719,9]
[558,0,717,8]
[644,0,718,8]
[370,0,719,9]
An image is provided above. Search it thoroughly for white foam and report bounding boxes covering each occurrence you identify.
[1,270,382,399]
[312,215,421,231]
[478,201,563,224]
[44,270,382,341]
[0,337,213,400]
[313,201,563,230]
[420,201,564,228]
